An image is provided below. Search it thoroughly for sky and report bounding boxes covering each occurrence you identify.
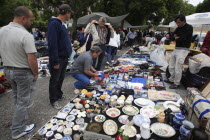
[188,0,204,6]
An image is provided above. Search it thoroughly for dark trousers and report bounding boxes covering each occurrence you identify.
[128,38,135,47]
[49,58,68,104]
[93,44,106,70]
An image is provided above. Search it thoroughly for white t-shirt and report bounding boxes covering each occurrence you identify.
[161,37,166,43]
[0,22,37,68]
[109,31,120,48]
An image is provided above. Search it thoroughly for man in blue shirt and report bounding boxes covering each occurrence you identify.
[47,4,72,109]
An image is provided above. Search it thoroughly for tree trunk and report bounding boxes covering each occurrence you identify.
[72,15,78,40]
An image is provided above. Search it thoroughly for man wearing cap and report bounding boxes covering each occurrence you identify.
[47,4,72,109]
[85,17,114,70]
[70,46,101,90]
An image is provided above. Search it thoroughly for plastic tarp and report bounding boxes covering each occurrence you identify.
[189,53,210,74]
[77,12,129,26]
[150,45,168,71]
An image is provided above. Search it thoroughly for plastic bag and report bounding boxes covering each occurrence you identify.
[150,45,168,71]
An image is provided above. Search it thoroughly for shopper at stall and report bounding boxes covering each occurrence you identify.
[70,46,102,89]
[47,4,72,109]
[78,26,93,51]
[106,29,120,64]
[84,17,114,70]
[0,6,38,139]
[165,15,193,89]
[127,29,137,47]
[161,34,170,44]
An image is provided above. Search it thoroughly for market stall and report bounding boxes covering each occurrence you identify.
[31,46,209,140]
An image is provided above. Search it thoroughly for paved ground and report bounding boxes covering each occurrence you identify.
[0,46,188,140]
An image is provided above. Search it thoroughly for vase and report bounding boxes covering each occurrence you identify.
[179,120,194,140]
[173,112,185,130]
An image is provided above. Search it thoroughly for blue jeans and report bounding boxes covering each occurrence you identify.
[106,46,117,62]
[71,73,91,89]
[4,68,36,137]
[49,58,68,104]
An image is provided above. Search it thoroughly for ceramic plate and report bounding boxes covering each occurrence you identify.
[45,123,53,129]
[86,122,102,133]
[51,125,59,131]
[118,115,129,124]
[103,120,118,135]
[38,128,47,135]
[151,123,176,138]
[61,107,72,113]
[56,120,64,125]
[134,98,155,107]
[122,106,139,116]
[70,109,79,115]
[50,119,57,124]
[106,108,121,118]
[76,118,84,125]
[66,115,76,122]
[121,125,137,138]
[140,106,157,118]
[94,114,106,122]
[61,136,72,140]
[65,103,75,109]
[134,98,150,106]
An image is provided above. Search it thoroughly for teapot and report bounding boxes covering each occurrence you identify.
[140,123,152,139]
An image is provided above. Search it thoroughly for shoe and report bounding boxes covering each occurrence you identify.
[169,84,180,89]
[12,124,35,139]
[111,60,115,63]
[58,95,66,101]
[164,80,173,84]
[106,61,110,65]
[51,101,62,110]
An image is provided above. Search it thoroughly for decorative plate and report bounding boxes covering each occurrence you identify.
[76,118,84,125]
[65,103,75,109]
[70,109,79,115]
[151,123,176,138]
[103,120,118,136]
[46,130,54,138]
[38,128,47,135]
[66,115,76,122]
[61,136,72,140]
[134,98,150,106]
[66,122,75,128]
[140,106,157,118]
[73,125,80,131]
[122,106,139,116]
[86,122,102,133]
[51,125,59,131]
[61,107,71,113]
[118,115,129,125]
[121,125,137,138]
[54,133,63,139]
[56,120,64,125]
[106,108,121,118]
[94,114,106,122]
[134,98,155,107]
[50,119,57,124]
[45,123,53,129]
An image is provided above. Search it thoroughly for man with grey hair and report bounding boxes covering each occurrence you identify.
[70,46,101,90]
[0,6,38,139]
[85,17,114,70]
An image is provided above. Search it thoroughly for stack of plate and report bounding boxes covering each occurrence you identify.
[134,98,155,107]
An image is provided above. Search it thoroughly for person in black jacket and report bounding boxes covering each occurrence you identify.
[165,15,193,89]
[47,4,72,109]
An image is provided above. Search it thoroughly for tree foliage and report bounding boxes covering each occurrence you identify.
[196,0,210,13]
